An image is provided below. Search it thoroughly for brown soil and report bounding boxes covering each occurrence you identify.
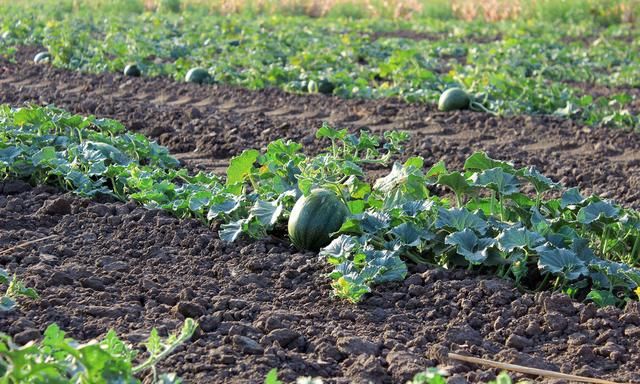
[2,48,640,383]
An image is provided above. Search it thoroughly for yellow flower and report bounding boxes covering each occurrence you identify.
[635,286,640,300]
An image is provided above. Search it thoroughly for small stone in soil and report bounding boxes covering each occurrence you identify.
[232,335,264,355]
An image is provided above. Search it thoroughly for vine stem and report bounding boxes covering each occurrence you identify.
[132,319,196,374]
[631,234,640,264]
[601,226,610,257]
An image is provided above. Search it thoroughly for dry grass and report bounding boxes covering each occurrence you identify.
[143,0,433,19]
[3,0,638,22]
[164,0,639,22]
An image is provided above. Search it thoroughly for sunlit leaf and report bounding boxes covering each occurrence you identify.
[444,229,495,264]
[577,201,620,224]
[496,226,545,252]
[435,207,488,234]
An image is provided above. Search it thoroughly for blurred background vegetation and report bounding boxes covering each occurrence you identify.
[0,0,637,24]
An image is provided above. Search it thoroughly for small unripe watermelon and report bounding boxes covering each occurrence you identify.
[318,79,335,95]
[124,64,141,77]
[33,51,51,64]
[288,189,349,251]
[438,88,470,111]
[185,67,210,84]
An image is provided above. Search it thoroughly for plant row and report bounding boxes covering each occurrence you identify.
[1,104,639,306]
[0,315,197,383]
[0,4,638,127]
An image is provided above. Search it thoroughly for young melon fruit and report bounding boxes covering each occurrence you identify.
[318,79,335,95]
[438,88,470,111]
[307,79,335,95]
[185,67,210,84]
[288,189,349,251]
[33,51,51,64]
[123,64,141,77]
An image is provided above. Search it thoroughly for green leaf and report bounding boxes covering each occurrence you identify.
[374,161,428,200]
[344,176,370,199]
[331,274,371,303]
[362,249,408,284]
[360,212,390,233]
[226,149,259,193]
[219,219,246,243]
[404,156,423,169]
[537,246,588,280]
[0,146,21,166]
[31,146,58,165]
[401,200,434,217]
[435,207,488,234]
[586,290,619,307]
[471,167,520,196]
[437,171,472,199]
[388,222,434,247]
[576,201,620,224]
[347,200,365,214]
[207,198,241,220]
[316,123,346,140]
[320,235,359,264]
[464,152,515,173]
[81,141,129,165]
[250,199,283,226]
[408,368,448,384]
[426,160,447,178]
[0,296,16,311]
[522,166,560,193]
[560,187,586,209]
[444,229,495,264]
[496,227,545,252]
[187,191,212,212]
[0,269,9,284]
[264,368,283,384]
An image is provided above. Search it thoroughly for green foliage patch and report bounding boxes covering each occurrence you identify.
[0,318,197,383]
[0,4,638,128]
[1,104,639,306]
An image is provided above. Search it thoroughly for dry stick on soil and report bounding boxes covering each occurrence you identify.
[448,353,627,384]
[0,235,58,256]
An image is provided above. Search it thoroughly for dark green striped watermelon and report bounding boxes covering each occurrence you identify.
[185,67,210,84]
[288,189,349,251]
[34,51,51,64]
[438,88,470,111]
[124,64,141,77]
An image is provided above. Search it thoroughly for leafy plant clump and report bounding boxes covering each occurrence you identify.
[0,318,197,383]
[1,105,639,306]
[0,268,38,311]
